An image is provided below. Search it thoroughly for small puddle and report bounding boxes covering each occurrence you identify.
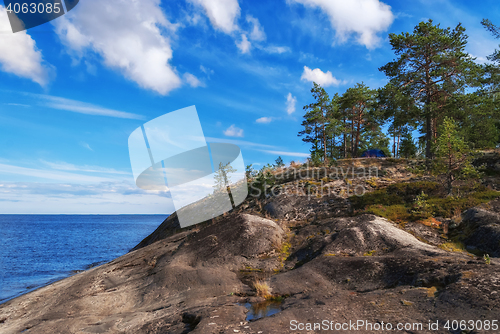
[239,300,283,321]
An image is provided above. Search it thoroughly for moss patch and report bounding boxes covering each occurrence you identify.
[350,180,500,224]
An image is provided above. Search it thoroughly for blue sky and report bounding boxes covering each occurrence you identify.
[0,0,499,213]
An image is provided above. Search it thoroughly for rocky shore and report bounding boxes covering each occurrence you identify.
[1,160,500,334]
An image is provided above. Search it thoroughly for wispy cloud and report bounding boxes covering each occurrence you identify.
[246,15,266,42]
[259,150,310,158]
[184,72,206,87]
[200,65,214,78]
[0,163,114,183]
[5,103,30,107]
[31,94,145,120]
[40,160,130,175]
[80,141,93,151]
[262,45,291,54]
[204,137,277,149]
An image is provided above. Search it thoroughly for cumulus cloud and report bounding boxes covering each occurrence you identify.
[286,93,297,115]
[224,124,244,137]
[256,117,272,124]
[301,66,342,87]
[289,0,394,49]
[183,72,205,87]
[53,0,181,95]
[236,34,251,54]
[0,6,51,85]
[189,0,240,34]
[246,15,265,41]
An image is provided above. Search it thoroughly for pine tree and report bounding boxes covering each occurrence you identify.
[398,130,418,158]
[379,20,479,160]
[298,82,334,163]
[274,156,284,168]
[433,117,478,196]
[339,83,378,157]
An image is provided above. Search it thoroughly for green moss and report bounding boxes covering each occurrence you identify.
[363,250,376,256]
[438,241,466,253]
[350,179,500,223]
[429,191,500,217]
[366,177,378,188]
[365,204,412,222]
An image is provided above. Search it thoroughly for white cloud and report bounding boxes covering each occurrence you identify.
[0,6,51,85]
[0,181,174,214]
[34,94,145,119]
[470,54,490,65]
[286,93,297,115]
[256,117,273,124]
[289,0,394,49]
[301,66,342,87]
[53,0,181,95]
[188,0,240,34]
[236,34,251,54]
[183,72,205,87]
[246,15,266,41]
[223,124,244,137]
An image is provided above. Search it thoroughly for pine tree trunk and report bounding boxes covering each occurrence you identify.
[425,101,433,161]
[351,109,354,157]
[393,134,396,157]
[396,131,401,158]
[343,117,347,158]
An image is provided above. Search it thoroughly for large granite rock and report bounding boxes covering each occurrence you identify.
[461,207,500,257]
[2,210,500,334]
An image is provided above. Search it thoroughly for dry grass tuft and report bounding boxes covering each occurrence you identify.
[254,280,272,298]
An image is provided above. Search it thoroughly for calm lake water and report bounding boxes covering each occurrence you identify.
[0,215,165,303]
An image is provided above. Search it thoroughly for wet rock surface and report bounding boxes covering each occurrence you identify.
[1,172,500,333]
